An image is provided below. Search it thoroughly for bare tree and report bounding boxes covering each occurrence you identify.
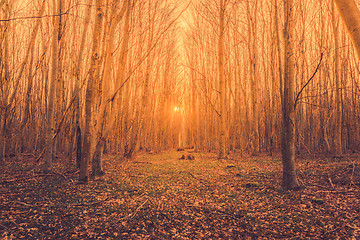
[0,0,11,165]
[44,0,59,172]
[218,0,227,159]
[79,0,104,182]
[91,0,130,176]
[331,1,342,155]
[73,3,92,168]
[281,0,301,190]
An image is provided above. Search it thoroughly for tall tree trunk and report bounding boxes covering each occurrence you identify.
[246,0,259,154]
[334,0,360,59]
[218,0,226,159]
[91,0,129,177]
[139,1,156,154]
[332,1,343,155]
[54,0,65,154]
[282,0,300,190]
[74,4,92,168]
[79,0,103,182]
[0,0,10,165]
[44,0,60,172]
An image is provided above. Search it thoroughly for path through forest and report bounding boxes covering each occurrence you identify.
[1,151,359,238]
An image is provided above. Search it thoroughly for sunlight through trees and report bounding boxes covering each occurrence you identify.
[1,0,360,188]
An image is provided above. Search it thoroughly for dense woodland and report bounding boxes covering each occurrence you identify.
[1,0,360,238]
[1,0,360,187]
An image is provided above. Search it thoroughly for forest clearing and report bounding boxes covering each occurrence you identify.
[1,150,359,239]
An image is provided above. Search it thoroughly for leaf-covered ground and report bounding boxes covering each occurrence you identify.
[1,150,359,239]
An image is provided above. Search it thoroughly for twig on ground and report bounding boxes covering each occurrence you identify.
[307,182,331,190]
[179,171,211,187]
[14,201,38,208]
[1,174,49,184]
[350,162,356,181]
[72,196,111,207]
[328,177,335,189]
[297,175,308,189]
[1,171,74,184]
[128,199,149,220]
[315,189,360,194]
[0,222,9,230]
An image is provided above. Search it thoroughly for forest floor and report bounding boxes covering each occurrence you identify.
[0,150,360,239]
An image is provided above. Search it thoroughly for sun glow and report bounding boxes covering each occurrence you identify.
[174,106,180,112]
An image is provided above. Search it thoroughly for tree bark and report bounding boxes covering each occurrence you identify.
[91,0,129,177]
[0,0,10,165]
[282,0,300,190]
[79,0,103,182]
[245,0,260,154]
[334,0,360,59]
[332,1,343,155]
[218,0,226,159]
[73,3,92,169]
[44,0,60,172]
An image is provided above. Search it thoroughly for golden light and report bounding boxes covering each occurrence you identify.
[174,106,180,112]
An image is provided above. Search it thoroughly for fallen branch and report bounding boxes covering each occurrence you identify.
[328,177,335,189]
[1,172,73,184]
[128,199,149,219]
[315,189,360,194]
[1,173,51,184]
[0,222,9,230]
[14,201,38,208]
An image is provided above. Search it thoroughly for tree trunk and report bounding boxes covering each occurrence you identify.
[91,0,129,177]
[73,4,92,169]
[44,0,60,172]
[54,0,65,154]
[282,0,300,190]
[0,0,10,165]
[334,0,360,59]
[79,0,103,182]
[246,0,260,154]
[218,0,226,159]
[332,1,343,155]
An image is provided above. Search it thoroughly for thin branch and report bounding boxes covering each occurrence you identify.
[297,101,331,109]
[108,1,191,102]
[180,64,220,116]
[73,196,111,207]
[0,4,80,22]
[180,64,219,93]
[128,199,149,219]
[179,171,211,187]
[36,81,86,163]
[0,3,110,22]
[0,13,69,22]
[294,53,323,109]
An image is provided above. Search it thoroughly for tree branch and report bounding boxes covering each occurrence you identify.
[294,53,323,109]
[0,3,98,22]
[108,1,192,102]
[36,80,86,163]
